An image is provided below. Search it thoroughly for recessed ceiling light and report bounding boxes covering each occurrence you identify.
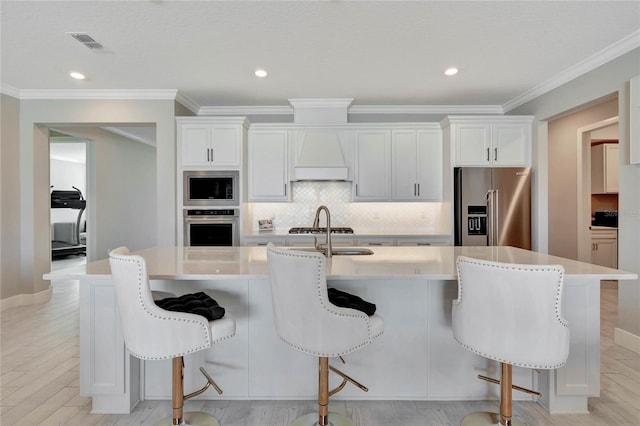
[444,67,458,76]
[70,71,85,80]
[254,69,268,78]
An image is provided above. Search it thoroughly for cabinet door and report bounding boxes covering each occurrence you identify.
[354,130,390,201]
[591,144,619,194]
[604,144,619,193]
[210,125,241,167]
[181,125,211,167]
[492,124,529,166]
[454,124,491,166]
[591,229,618,268]
[415,129,443,200]
[181,124,241,168]
[391,130,418,200]
[248,130,289,201]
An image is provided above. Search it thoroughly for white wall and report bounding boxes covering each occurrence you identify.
[56,127,157,259]
[617,82,640,340]
[0,93,21,300]
[510,47,640,345]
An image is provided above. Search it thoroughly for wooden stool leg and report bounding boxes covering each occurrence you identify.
[172,356,184,426]
[500,363,512,426]
[319,357,329,426]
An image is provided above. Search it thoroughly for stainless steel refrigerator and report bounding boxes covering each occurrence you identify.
[454,167,531,249]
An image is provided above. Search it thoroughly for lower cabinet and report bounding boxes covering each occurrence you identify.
[590,228,617,268]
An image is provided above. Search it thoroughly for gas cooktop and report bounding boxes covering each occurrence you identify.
[288,227,354,234]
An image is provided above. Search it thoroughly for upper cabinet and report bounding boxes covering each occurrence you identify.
[177,117,248,169]
[354,129,391,201]
[442,116,533,167]
[591,143,619,194]
[391,127,443,201]
[247,128,290,202]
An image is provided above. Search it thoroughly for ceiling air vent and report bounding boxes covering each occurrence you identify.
[68,32,104,50]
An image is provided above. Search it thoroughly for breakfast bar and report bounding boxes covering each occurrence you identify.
[44,245,636,416]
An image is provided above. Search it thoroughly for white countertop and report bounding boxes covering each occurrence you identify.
[243,230,452,238]
[44,246,637,281]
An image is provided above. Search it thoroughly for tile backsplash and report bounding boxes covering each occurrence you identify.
[244,181,451,234]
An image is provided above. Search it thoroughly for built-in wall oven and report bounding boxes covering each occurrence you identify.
[183,170,239,207]
[183,209,239,246]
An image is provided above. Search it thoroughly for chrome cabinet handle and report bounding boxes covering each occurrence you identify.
[417,183,420,197]
[414,183,417,196]
[487,148,490,162]
[207,148,210,162]
[355,183,358,196]
[284,183,287,196]
[494,148,498,162]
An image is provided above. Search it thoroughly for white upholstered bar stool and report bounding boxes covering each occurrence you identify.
[452,256,570,426]
[108,247,236,426]
[266,243,384,426]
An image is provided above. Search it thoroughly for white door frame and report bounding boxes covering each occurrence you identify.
[576,116,618,263]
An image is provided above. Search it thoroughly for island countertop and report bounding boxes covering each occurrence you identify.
[44,245,637,281]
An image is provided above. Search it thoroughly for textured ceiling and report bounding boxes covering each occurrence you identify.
[1,1,639,110]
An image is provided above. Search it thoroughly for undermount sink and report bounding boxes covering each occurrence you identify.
[294,247,374,256]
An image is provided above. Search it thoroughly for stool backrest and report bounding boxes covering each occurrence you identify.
[266,244,372,356]
[453,256,570,369]
[108,247,211,360]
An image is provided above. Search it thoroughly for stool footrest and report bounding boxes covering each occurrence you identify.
[328,365,369,397]
[184,367,223,401]
[477,374,541,397]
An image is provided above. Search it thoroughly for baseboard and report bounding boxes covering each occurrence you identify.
[614,327,640,354]
[0,285,53,311]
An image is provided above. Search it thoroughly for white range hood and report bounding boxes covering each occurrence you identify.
[293,130,349,181]
[289,98,352,181]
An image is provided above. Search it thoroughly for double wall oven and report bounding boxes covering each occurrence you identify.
[183,170,240,246]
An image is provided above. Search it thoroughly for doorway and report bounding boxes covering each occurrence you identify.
[577,117,619,264]
[49,132,88,271]
[44,124,158,270]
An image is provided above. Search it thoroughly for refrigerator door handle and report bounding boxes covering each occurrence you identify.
[494,189,499,245]
[486,190,494,246]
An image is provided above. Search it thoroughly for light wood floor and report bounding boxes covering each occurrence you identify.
[1,268,638,425]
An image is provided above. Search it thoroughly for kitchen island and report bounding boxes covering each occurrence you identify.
[44,246,636,415]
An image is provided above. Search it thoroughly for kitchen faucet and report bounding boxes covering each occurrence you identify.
[312,205,332,258]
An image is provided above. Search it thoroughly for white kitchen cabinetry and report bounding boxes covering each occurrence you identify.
[248,129,290,201]
[591,143,619,194]
[442,116,532,167]
[178,117,248,169]
[354,130,391,201]
[591,228,617,269]
[392,127,443,201]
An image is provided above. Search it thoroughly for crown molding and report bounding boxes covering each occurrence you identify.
[18,89,178,100]
[503,29,640,112]
[198,105,293,116]
[348,104,504,115]
[288,98,354,109]
[0,83,20,98]
[175,92,200,114]
[102,126,155,146]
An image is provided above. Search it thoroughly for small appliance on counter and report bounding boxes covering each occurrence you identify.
[592,211,618,227]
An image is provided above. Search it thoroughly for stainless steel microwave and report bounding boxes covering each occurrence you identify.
[183,170,239,207]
